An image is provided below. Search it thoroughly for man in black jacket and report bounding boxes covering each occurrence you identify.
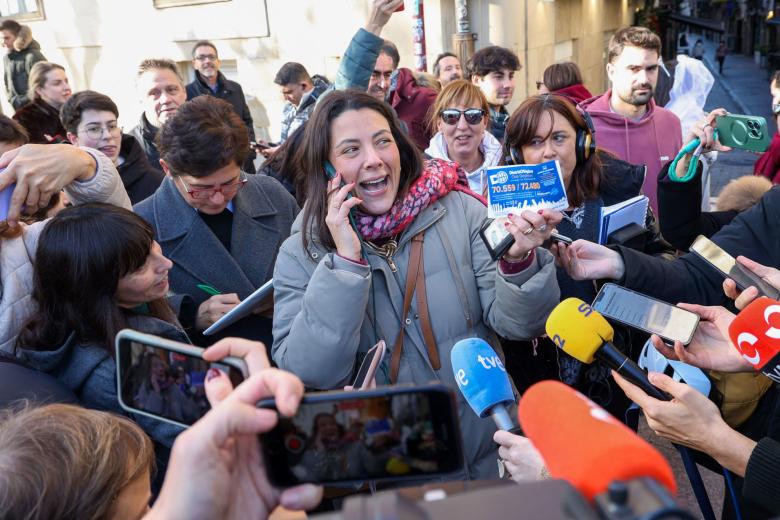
[61,90,163,204]
[556,184,780,307]
[130,58,187,175]
[186,40,256,173]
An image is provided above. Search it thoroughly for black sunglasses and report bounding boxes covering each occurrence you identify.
[439,108,486,125]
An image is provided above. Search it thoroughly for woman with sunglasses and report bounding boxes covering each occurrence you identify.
[497,94,672,417]
[272,90,561,480]
[134,96,298,351]
[425,80,502,195]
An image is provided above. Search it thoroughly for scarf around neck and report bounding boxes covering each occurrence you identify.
[353,159,484,240]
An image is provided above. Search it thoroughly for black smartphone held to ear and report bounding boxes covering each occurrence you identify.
[259,383,464,487]
[115,329,248,428]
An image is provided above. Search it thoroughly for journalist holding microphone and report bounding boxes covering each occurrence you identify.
[271,89,561,479]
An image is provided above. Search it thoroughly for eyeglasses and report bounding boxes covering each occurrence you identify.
[194,54,218,62]
[439,108,486,126]
[79,123,122,140]
[177,172,247,200]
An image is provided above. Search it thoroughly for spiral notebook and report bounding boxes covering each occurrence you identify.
[597,195,648,245]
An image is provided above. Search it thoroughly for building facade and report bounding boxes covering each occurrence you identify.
[4,0,634,141]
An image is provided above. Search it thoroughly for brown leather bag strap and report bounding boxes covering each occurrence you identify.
[414,234,440,371]
[390,231,425,383]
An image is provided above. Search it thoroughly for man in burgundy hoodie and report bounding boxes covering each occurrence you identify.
[579,26,682,214]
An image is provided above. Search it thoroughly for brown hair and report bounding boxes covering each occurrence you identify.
[191,39,218,59]
[296,89,424,253]
[0,20,21,35]
[136,58,184,84]
[427,79,490,133]
[608,27,662,63]
[0,403,154,520]
[542,62,584,91]
[27,62,65,101]
[157,96,249,178]
[504,94,602,207]
[59,90,119,135]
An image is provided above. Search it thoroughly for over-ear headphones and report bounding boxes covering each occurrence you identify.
[575,110,597,165]
[504,101,597,166]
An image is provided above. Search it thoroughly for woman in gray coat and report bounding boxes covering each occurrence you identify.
[272,90,561,479]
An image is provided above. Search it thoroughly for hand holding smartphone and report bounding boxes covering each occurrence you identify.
[115,329,248,428]
[259,384,463,487]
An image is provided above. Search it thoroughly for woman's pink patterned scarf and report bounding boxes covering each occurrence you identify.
[354,158,485,241]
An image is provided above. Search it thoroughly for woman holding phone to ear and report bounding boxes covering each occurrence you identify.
[498,94,672,416]
[271,89,561,480]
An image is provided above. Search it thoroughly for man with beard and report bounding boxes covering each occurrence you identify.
[130,59,187,174]
[186,40,257,173]
[580,26,682,214]
[433,52,463,87]
[467,46,520,142]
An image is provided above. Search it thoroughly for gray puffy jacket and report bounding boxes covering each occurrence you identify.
[272,189,560,479]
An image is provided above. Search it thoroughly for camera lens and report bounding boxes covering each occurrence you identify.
[747,121,756,129]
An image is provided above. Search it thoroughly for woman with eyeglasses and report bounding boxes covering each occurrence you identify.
[272,89,561,479]
[134,96,298,351]
[12,61,71,144]
[425,80,502,195]
[61,90,164,204]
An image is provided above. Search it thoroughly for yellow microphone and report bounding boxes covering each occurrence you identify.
[545,298,671,401]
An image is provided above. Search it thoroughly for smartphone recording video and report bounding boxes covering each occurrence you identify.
[116,330,247,428]
[260,384,463,486]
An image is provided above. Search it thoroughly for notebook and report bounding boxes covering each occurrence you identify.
[597,195,649,245]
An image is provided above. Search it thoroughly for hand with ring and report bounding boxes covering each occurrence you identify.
[503,209,562,261]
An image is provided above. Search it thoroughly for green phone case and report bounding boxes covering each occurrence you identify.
[716,114,771,152]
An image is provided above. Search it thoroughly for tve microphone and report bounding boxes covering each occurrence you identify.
[545,298,672,401]
[450,337,515,430]
[518,380,677,501]
[728,297,780,383]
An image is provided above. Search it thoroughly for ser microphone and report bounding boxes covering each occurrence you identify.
[728,296,780,383]
[451,337,515,430]
[518,380,677,501]
[545,298,672,401]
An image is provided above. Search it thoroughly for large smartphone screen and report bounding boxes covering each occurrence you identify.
[690,236,780,299]
[117,339,244,427]
[261,389,462,486]
[592,284,700,344]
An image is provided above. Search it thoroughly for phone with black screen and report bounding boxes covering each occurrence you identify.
[115,329,248,428]
[689,235,780,299]
[591,284,700,345]
[259,383,464,486]
[352,340,386,389]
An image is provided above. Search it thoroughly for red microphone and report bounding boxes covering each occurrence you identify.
[518,380,676,501]
[728,296,780,382]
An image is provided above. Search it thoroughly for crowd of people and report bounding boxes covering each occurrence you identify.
[0,0,779,518]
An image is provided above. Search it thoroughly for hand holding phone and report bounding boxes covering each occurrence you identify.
[146,362,322,519]
[324,162,362,261]
[259,384,463,486]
